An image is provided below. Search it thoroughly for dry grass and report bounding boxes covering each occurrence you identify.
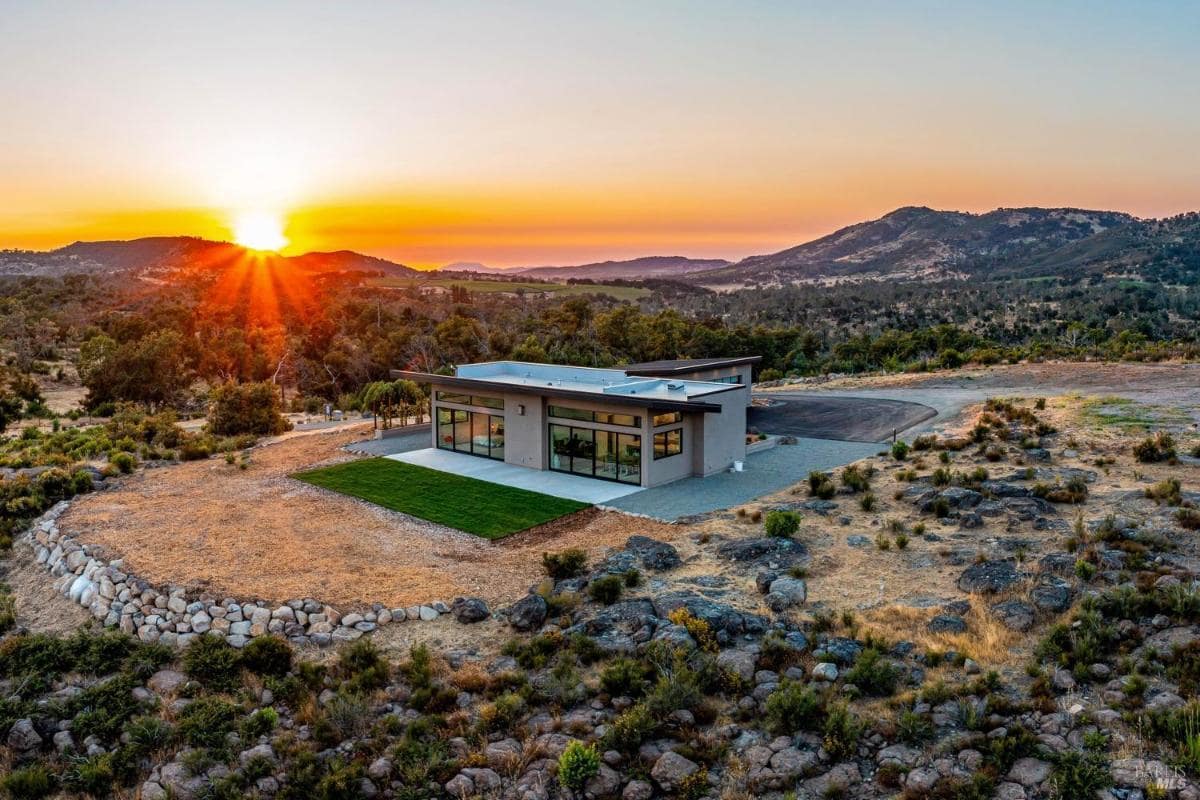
[61,424,684,609]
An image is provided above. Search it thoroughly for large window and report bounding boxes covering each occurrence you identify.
[652,411,682,427]
[550,423,640,484]
[710,375,743,385]
[549,405,640,428]
[653,428,683,460]
[437,408,504,460]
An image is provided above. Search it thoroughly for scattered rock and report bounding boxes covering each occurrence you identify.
[990,600,1036,632]
[957,559,1022,594]
[625,535,682,571]
[650,751,699,792]
[507,593,548,632]
[450,597,490,624]
[927,614,968,634]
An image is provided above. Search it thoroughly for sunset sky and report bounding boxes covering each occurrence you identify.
[2,1,1199,268]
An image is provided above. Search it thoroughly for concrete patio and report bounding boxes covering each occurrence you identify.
[385,448,645,504]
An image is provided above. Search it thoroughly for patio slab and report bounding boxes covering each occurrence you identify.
[385,448,644,504]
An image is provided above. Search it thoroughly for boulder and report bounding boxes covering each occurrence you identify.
[1030,576,1073,613]
[625,535,682,571]
[990,600,1036,632]
[717,649,758,682]
[957,559,1022,594]
[650,751,699,792]
[450,597,490,624]
[507,593,548,632]
[652,591,767,638]
[927,614,968,634]
[148,669,188,695]
[768,575,806,606]
[6,718,41,752]
[716,536,809,570]
[812,662,838,681]
[1006,757,1051,787]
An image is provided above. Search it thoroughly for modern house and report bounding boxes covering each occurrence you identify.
[392,356,759,488]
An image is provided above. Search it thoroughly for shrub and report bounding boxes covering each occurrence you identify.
[600,657,651,697]
[109,451,136,473]
[557,740,601,791]
[891,440,910,460]
[241,635,293,677]
[61,753,114,797]
[667,608,718,653]
[542,548,587,580]
[932,467,952,486]
[859,492,876,512]
[1178,508,1200,531]
[241,706,279,739]
[765,680,822,734]
[1,764,55,799]
[124,715,174,754]
[340,637,390,692]
[841,464,872,492]
[896,710,933,744]
[1049,750,1112,799]
[822,702,863,760]
[207,380,292,436]
[764,509,801,538]
[182,634,242,691]
[844,647,901,696]
[1134,431,1177,463]
[1145,478,1183,506]
[588,575,624,605]
[177,695,240,749]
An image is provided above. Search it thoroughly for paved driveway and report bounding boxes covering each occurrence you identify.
[749,394,936,443]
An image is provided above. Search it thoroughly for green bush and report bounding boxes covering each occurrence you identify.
[177,695,241,749]
[557,740,601,791]
[765,680,822,734]
[182,634,242,691]
[109,451,136,473]
[844,647,901,696]
[1134,431,1176,463]
[600,657,651,698]
[891,440,910,460]
[241,635,293,677]
[1049,750,1112,799]
[542,548,587,580]
[207,381,292,437]
[588,574,624,605]
[763,509,801,538]
[241,706,279,740]
[0,764,55,800]
[61,753,114,797]
[124,715,174,754]
[821,702,863,760]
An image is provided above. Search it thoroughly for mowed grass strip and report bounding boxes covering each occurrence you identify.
[292,457,590,539]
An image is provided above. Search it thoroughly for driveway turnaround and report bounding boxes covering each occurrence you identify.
[386,448,644,505]
[749,393,936,442]
[605,436,880,520]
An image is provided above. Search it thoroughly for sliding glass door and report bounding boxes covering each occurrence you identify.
[549,423,641,484]
[437,407,505,460]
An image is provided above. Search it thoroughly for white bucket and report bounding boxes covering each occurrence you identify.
[733,460,744,472]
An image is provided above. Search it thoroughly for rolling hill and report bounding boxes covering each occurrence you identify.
[0,236,418,279]
[697,206,1150,285]
[515,255,731,280]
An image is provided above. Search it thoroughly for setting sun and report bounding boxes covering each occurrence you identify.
[233,212,288,251]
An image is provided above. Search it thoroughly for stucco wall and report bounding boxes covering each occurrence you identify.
[696,389,748,476]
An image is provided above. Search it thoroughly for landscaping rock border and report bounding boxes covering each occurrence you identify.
[20,499,458,648]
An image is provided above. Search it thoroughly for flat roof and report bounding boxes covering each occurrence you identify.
[391,359,748,413]
[454,361,734,402]
[622,356,761,376]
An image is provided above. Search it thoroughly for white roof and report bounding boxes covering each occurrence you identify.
[454,361,734,402]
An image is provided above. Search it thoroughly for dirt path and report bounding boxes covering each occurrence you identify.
[60,424,682,610]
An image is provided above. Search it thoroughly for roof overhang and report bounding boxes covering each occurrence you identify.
[623,355,762,377]
[391,370,723,413]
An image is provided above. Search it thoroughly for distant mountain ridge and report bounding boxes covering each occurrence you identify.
[699,206,1152,285]
[0,236,418,279]
[514,256,732,280]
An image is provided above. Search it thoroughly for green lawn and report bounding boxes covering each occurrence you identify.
[292,458,589,539]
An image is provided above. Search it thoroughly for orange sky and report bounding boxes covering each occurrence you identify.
[2,2,1199,268]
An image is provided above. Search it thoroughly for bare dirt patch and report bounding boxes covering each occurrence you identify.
[60,424,682,610]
